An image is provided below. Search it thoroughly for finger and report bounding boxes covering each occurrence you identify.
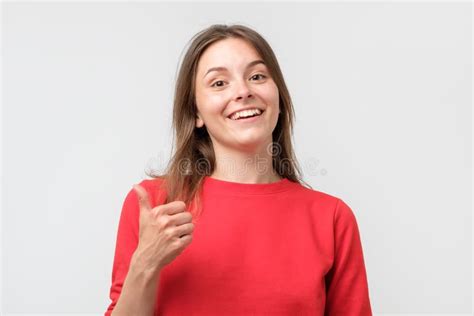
[170,212,193,226]
[132,184,152,212]
[175,222,195,237]
[179,234,193,246]
[156,201,187,216]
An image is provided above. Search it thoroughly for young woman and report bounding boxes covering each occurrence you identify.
[105,24,372,315]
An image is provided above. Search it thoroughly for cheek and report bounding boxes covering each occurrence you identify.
[262,84,280,123]
[259,83,279,108]
[196,93,230,122]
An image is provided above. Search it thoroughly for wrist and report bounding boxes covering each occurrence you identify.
[130,250,162,280]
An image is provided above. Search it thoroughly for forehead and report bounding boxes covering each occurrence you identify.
[196,38,263,72]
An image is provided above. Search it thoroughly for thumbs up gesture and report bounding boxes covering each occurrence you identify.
[131,184,195,274]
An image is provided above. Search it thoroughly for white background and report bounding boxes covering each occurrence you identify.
[2,1,472,314]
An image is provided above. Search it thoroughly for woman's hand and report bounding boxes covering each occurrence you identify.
[131,184,195,275]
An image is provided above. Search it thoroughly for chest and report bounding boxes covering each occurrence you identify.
[155,196,332,315]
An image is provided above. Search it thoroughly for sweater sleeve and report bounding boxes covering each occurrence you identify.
[104,184,141,316]
[324,198,373,316]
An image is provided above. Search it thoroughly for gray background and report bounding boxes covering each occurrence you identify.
[2,1,472,314]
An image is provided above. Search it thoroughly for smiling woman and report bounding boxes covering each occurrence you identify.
[105,24,373,316]
[159,25,304,212]
[194,37,282,182]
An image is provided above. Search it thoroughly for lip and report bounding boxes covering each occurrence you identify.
[227,107,264,119]
[227,111,264,123]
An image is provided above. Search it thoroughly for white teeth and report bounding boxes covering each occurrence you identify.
[230,108,262,120]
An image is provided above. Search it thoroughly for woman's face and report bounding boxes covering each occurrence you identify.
[194,37,280,153]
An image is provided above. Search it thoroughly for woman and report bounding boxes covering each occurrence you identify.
[105,24,372,315]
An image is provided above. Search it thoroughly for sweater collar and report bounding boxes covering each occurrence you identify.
[202,175,295,195]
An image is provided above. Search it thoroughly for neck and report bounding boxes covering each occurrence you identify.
[210,142,281,184]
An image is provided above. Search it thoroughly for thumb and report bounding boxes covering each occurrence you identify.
[132,184,152,213]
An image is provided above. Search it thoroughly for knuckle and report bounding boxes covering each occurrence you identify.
[173,239,184,249]
[160,217,171,227]
[163,228,174,239]
[184,235,193,244]
[150,207,160,217]
[155,205,166,216]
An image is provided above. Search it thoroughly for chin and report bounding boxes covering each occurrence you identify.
[234,136,269,151]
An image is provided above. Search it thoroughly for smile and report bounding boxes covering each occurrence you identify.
[228,108,264,120]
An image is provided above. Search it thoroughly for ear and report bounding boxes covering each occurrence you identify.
[196,115,204,128]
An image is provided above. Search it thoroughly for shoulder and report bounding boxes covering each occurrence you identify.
[137,176,166,190]
[288,180,340,207]
[288,180,356,221]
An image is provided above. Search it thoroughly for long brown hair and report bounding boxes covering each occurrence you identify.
[146,23,309,217]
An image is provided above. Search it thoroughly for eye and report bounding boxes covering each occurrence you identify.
[250,74,267,81]
[210,80,225,88]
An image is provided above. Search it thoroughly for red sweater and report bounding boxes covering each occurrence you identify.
[105,176,372,315]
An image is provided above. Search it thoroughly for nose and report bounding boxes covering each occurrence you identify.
[234,79,253,101]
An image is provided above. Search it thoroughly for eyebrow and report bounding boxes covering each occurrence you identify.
[203,60,266,78]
